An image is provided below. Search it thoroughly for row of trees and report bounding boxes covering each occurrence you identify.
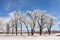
[0,10,56,36]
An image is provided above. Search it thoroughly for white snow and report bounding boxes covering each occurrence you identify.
[0,34,60,40]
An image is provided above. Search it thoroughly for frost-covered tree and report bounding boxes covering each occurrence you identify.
[24,17,31,36]
[27,10,39,35]
[9,11,18,35]
[37,10,47,35]
[19,14,30,36]
[9,18,15,35]
[18,12,24,36]
[46,16,56,35]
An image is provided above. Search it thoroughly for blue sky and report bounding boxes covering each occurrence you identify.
[0,0,60,30]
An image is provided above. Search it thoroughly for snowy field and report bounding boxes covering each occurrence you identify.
[0,34,60,40]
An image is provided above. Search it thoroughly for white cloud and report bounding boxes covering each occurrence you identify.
[6,2,11,11]
[8,11,17,17]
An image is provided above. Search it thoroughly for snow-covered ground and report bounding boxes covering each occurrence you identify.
[0,34,60,40]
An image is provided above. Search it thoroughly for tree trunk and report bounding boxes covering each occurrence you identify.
[31,23,35,36]
[27,30,29,36]
[48,28,51,35]
[6,25,9,34]
[21,24,22,36]
[15,23,17,36]
[39,26,42,35]
[31,29,34,36]
[38,21,42,35]
[12,26,14,35]
[26,27,29,36]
